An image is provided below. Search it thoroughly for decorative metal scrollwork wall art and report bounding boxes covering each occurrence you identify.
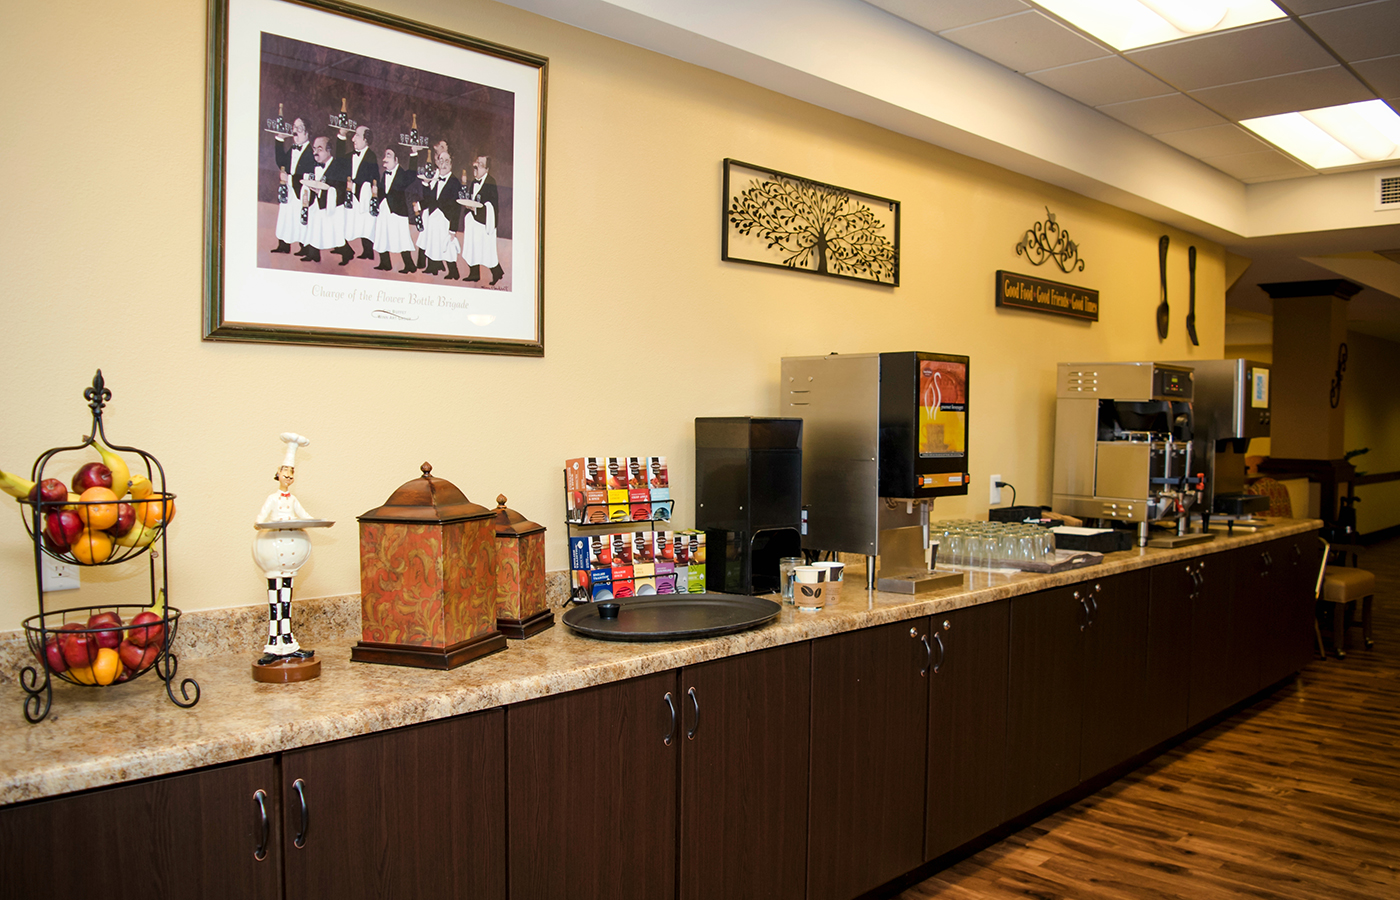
[1330,342,1348,408]
[1016,207,1086,274]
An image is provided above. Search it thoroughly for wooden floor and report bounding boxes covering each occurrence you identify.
[897,535,1400,900]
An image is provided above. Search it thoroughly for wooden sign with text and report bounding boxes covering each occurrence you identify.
[996,270,1098,321]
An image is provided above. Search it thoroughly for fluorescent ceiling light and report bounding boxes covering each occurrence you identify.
[1032,0,1285,51]
[1241,100,1400,170]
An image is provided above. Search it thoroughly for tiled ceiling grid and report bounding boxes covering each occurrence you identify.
[866,0,1400,183]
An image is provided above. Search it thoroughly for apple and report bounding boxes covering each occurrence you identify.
[28,478,68,506]
[108,502,136,538]
[44,508,84,552]
[127,611,166,649]
[42,636,68,674]
[118,639,145,672]
[87,612,124,650]
[59,622,97,669]
[71,462,113,493]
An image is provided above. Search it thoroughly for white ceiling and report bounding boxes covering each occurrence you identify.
[495,0,1400,340]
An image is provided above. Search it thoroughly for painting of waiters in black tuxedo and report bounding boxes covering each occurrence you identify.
[258,33,514,291]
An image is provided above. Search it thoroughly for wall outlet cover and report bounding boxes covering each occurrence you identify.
[989,474,1002,505]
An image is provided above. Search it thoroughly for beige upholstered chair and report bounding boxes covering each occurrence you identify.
[1316,538,1376,660]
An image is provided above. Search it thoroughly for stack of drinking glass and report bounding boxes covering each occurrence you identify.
[936,520,1056,569]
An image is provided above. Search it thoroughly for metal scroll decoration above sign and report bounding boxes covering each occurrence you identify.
[1015,207,1086,274]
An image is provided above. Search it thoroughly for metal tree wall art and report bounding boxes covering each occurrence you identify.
[723,159,899,286]
[1016,207,1086,274]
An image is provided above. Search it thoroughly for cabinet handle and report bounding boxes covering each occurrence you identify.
[292,778,308,849]
[919,632,933,677]
[931,632,946,675]
[1078,598,1090,632]
[253,789,270,861]
[663,691,677,746]
[1086,593,1098,625]
[686,687,699,741]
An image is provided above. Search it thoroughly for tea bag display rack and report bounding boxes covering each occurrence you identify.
[14,370,199,723]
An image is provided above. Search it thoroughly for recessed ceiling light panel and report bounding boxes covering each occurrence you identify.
[1242,101,1400,170]
[1031,0,1285,51]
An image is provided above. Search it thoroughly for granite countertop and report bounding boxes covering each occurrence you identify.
[0,519,1320,807]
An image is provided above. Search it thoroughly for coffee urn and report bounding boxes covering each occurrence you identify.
[779,352,970,592]
[1052,362,1203,546]
[1163,358,1271,522]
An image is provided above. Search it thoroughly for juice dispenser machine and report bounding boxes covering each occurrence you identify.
[779,352,970,592]
[1164,358,1271,524]
[1052,361,1205,546]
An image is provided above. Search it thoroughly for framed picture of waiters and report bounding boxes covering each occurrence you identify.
[722,159,899,286]
[204,0,547,355]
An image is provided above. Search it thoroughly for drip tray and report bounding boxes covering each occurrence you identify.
[562,593,781,642]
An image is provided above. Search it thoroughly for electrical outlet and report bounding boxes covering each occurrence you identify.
[41,557,80,592]
[989,474,1002,505]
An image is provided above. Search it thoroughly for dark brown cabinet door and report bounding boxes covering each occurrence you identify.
[1260,534,1321,681]
[1189,550,1240,724]
[809,619,930,900]
[679,642,810,900]
[1145,559,1196,745]
[282,709,505,900]
[925,600,1008,862]
[1006,584,1085,817]
[1081,570,1151,775]
[0,757,281,900]
[508,671,678,900]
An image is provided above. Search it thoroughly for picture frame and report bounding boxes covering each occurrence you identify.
[722,159,899,287]
[204,0,547,355]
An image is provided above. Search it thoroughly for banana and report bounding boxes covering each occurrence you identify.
[93,438,132,499]
[115,519,161,548]
[128,474,153,501]
[0,469,36,499]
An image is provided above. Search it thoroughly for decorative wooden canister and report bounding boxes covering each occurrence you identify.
[352,462,505,669]
[491,494,553,639]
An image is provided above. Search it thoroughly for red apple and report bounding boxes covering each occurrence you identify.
[59,622,97,669]
[28,478,68,505]
[140,643,161,669]
[127,611,166,649]
[108,503,136,538]
[87,612,124,650]
[44,509,84,553]
[42,636,68,674]
[71,462,113,493]
[118,639,146,672]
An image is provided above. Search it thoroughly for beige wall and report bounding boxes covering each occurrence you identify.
[0,0,1226,628]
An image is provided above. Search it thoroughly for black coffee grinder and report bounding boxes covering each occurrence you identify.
[695,417,803,595]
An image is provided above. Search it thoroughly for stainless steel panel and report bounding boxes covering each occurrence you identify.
[1095,442,1151,500]
[780,354,881,554]
[1053,398,1099,499]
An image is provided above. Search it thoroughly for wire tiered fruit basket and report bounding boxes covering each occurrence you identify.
[15,370,199,723]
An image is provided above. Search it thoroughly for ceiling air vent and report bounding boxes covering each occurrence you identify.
[1379,174,1400,211]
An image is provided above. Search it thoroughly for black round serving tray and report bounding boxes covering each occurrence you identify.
[562,593,781,642]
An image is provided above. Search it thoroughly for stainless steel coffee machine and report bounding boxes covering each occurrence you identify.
[780,352,970,592]
[1163,358,1272,524]
[1052,361,1204,546]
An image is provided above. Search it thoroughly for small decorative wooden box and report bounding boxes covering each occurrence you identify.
[352,463,505,669]
[491,494,553,639]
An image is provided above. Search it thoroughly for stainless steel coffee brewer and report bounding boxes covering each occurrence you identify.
[1052,361,1204,546]
[780,352,970,592]
[1163,358,1272,526]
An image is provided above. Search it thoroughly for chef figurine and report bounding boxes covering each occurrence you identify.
[251,432,332,681]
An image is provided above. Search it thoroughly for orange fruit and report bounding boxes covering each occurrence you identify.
[92,647,121,685]
[70,529,114,565]
[139,496,175,527]
[76,486,119,530]
[69,664,96,685]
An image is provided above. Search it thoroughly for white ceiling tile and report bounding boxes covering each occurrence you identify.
[1027,56,1173,107]
[1199,149,1316,180]
[1154,123,1270,157]
[939,10,1110,73]
[1097,93,1229,133]
[1302,0,1400,63]
[861,0,1031,34]
[1123,20,1337,91]
[1187,66,1375,119]
[1352,54,1400,96]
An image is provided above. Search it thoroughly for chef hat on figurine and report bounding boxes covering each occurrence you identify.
[279,432,311,468]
